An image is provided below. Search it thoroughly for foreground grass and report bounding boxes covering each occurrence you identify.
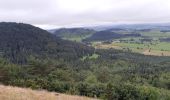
[0,85,98,100]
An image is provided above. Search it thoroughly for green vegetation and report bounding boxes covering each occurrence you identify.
[1,49,170,100]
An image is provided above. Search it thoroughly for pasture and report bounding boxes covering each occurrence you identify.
[93,41,170,56]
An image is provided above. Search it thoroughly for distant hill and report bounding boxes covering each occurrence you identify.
[84,31,141,41]
[0,85,97,100]
[52,28,95,42]
[88,23,170,31]
[0,22,94,64]
[50,27,143,42]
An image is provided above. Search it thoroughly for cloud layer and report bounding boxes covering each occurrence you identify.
[0,0,170,28]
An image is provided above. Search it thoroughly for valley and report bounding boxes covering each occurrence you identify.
[52,25,170,56]
[0,22,170,100]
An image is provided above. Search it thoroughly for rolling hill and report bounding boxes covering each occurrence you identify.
[52,28,95,42]
[83,30,141,42]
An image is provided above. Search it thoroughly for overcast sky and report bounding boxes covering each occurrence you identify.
[0,0,170,29]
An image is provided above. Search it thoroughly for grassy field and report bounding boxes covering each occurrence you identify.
[0,85,98,100]
[81,53,99,60]
[114,42,170,51]
[62,34,93,42]
[63,37,83,42]
[93,41,170,56]
[140,30,170,38]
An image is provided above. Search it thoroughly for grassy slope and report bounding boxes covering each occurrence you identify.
[0,85,98,100]
[53,28,95,42]
[63,34,93,42]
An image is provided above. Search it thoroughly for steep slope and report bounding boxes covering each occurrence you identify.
[0,22,94,64]
[52,28,95,42]
[0,85,98,100]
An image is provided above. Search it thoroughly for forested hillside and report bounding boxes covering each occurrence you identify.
[83,30,141,42]
[0,22,94,64]
[0,49,170,100]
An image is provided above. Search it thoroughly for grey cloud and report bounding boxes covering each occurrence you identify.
[0,0,170,28]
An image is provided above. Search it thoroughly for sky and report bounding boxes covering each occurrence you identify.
[0,0,170,29]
